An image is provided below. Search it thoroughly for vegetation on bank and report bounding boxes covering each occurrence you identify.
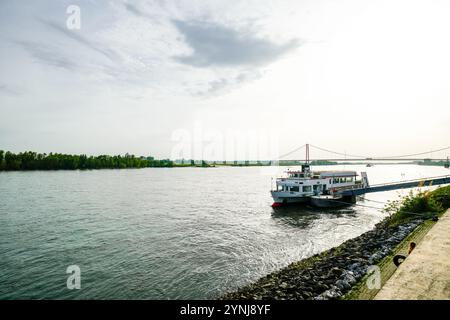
[416,159,450,167]
[0,150,343,171]
[3,149,448,171]
[383,185,450,226]
[0,150,174,170]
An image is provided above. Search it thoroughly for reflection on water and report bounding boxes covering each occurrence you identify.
[271,202,360,228]
[271,206,322,229]
[0,164,448,299]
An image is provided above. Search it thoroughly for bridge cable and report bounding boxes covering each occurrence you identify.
[375,146,450,159]
[308,144,368,158]
[304,144,450,160]
[277,144,306,160]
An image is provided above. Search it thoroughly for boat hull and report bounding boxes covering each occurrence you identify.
[271,191,311,206]
[271,198,309,207]
[310,195,356,208]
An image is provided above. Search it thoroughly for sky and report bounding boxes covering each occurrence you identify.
[0,0,449,160]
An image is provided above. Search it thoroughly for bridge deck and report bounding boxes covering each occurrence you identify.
[340,175,450,196]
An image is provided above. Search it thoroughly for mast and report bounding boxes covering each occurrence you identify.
[303,143,311,175]
[306,143,310,164]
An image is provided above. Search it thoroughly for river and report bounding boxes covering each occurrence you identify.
[0,164,448,299]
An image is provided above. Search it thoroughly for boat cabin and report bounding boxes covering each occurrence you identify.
[274,170,359,196]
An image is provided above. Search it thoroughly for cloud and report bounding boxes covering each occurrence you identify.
[196,71,263,96]
[14,40,78,71]
[39,19,120,63]
[201,78,229,95]
[0,84,21,96]
[12,19,121,76]
[173,20,301,68]
[8,7,295,97]
[124,2,146,17]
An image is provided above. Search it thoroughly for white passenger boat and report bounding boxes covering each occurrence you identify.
[271,146,369,207]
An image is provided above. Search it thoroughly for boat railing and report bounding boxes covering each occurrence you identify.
[332,183,365,192]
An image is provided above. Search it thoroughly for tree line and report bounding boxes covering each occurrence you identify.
[0,150,174,171]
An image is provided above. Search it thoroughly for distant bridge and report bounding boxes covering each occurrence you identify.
[282,158,449,162]
[278,143,450,163]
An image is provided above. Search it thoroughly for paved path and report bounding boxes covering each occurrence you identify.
[375,209,450,300]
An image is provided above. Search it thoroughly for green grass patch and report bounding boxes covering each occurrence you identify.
[383,185,450,226]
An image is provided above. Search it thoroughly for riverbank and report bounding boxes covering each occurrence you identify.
[221,186,450,300]
[343,219,436,299]
[374,208,450,299]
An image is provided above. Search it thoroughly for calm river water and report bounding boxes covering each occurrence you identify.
[0,164,448,299]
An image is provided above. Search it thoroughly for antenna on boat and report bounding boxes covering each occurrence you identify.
[306,143,310,164]
[302,143,311,175]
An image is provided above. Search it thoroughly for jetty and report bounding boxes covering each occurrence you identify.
[340,175,450,197]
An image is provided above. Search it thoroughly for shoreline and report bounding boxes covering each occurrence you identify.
[0,162,446,172]
[220,217,424,300]
[221,186,449,300]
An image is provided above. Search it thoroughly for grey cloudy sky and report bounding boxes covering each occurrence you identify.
[0,0,449,159]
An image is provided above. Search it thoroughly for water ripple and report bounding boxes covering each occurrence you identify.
[0,164,447,299]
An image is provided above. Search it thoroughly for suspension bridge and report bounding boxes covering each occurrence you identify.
[277,143,450,163]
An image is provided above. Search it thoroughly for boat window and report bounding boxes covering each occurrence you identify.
[313,185,320,190]
[303,186,312,192]
[290,186,299,192]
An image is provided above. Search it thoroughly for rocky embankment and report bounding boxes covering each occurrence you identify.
[221,218,423,300]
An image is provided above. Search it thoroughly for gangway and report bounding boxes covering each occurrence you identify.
[340,175,450,197]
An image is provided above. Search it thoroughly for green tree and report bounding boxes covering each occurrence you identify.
[0,150,178,171]
[0,150,4,170]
